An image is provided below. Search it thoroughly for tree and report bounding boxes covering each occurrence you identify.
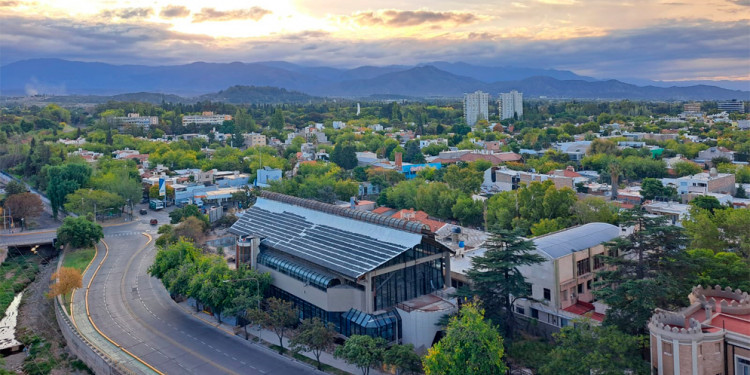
[383,344,422,375]
[443,165,482,194]
[530,217,564,237]
[736,185,747,199]
[290,318,337,370]
[169,204,208,226]
[451,196,483,227]
[673,161,702,177]
[4,180,27,196]
[173,216,207,243]
[403,141,425,164]
[639,178,666,200]
[423,303,507,375]
[334,335,386,375]
[270,108,285,131]
[331,142,358,170]
[685,249,750,291]
[46,163,92,218]
[63,188,126,216]
[690,195,723,213]
[594,210,689,335]
[587,138,619,156]
[251,297,298,353]
[48,267,83,305]
[683,207,750,259]
[540,320,648,375]
[572,196,619,225]
[465,228,545,339]
[3,192,43,222]
[57,217,104,248]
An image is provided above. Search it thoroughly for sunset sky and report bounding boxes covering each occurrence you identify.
[1,0,748,81]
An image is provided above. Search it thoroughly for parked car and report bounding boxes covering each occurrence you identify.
[139,209,148,215]
[150,219,158,226]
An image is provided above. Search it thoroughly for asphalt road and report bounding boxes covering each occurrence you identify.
[82,221,317,375]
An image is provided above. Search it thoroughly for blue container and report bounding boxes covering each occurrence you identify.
[458,241,465,248]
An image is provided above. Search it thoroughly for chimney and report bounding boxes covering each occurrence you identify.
[395,152,403,169]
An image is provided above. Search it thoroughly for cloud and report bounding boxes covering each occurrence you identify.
[100,7,154,19]
[0,14,747,82]
[0,1,19,7]
[348,10,479,27]
[192,7,271,23]
[728,0,750,5]
[160,5,190,18]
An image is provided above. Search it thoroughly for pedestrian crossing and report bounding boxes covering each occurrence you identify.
[105,231,145,237]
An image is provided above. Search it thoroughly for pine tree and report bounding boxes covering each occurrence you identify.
[465,228,545,340]
[594,209,689,335]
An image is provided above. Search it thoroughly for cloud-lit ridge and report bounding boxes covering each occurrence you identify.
[160,5,190,18]
[348,10,479,27]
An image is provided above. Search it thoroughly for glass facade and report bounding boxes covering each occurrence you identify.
[258,252,339,290]
[373,257,444,311]
[341,308,402,342]
[269,286,402,342]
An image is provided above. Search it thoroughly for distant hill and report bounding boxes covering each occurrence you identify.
[197,85,316,104]
[1,58,748,101]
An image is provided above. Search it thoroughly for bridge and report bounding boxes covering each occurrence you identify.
[0,230,57,248]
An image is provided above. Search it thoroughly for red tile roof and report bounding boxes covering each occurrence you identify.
[563,301,605,322]
[391,209,447,233]
[372,206,394,214]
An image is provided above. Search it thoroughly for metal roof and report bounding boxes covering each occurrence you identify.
[532,223,620,259]
[229,196,424,279]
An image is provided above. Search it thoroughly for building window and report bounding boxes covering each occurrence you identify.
[593,255,605,269]
[577,283,584,294]
[515,306,525,315]
[543,288,551,301]
[577,258,591,276]
[525,283,533,297]
[587,280,592,291]
[736,357,750,375]
[561,290,568,302]
[531,308,539,319]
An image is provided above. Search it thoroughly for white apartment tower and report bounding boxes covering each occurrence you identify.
[463,91,489,126]
[499,90,523,120]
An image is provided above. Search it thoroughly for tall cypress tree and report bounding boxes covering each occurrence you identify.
[465,228,545,340]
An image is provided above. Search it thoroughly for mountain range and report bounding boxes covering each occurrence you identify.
[1,58,748,101]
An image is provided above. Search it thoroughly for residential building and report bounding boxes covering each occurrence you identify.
[419,138,449,149]
[112,148,140,159]
[738,120,750,130]
[683,102,701,113]
[68,148,102,163]
[242,133,267,148]
[57,137,86,146]
[718,99,746,113]
[390,209,447,233]
[358,182,381,197]
[400,163,443,180]
[452,223,623,332]
[214,171,250,188]
[255,167,282,188]
[431,150,522,165]
[697,146,735,163]
[182,112,232,126]
[332,121,346,129]
[482,166,581,193]
[643,201,691,226]
[648,285,750,375]
[107,113,158,129]
[644,133,679,142]
[229,192,456,350]
[463,91,489,126]
[554,141,592,161]
[664,169,736,197]
[499,90,523,120]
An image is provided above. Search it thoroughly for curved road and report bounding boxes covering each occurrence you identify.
[75,220,316,375]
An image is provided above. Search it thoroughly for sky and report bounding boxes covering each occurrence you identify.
[1,0,749,82]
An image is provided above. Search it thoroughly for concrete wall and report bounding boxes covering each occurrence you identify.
[54,298,131,375]
[397,304,457,352]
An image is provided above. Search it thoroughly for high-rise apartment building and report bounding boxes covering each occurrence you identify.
[463,91,489,126]
[718,99,745,113]
[499,90,523,120]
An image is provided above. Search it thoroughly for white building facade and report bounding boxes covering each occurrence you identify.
[463,91,489,126]
[499,90,523,120]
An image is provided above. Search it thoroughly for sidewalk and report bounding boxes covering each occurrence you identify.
[174,301,388,375]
